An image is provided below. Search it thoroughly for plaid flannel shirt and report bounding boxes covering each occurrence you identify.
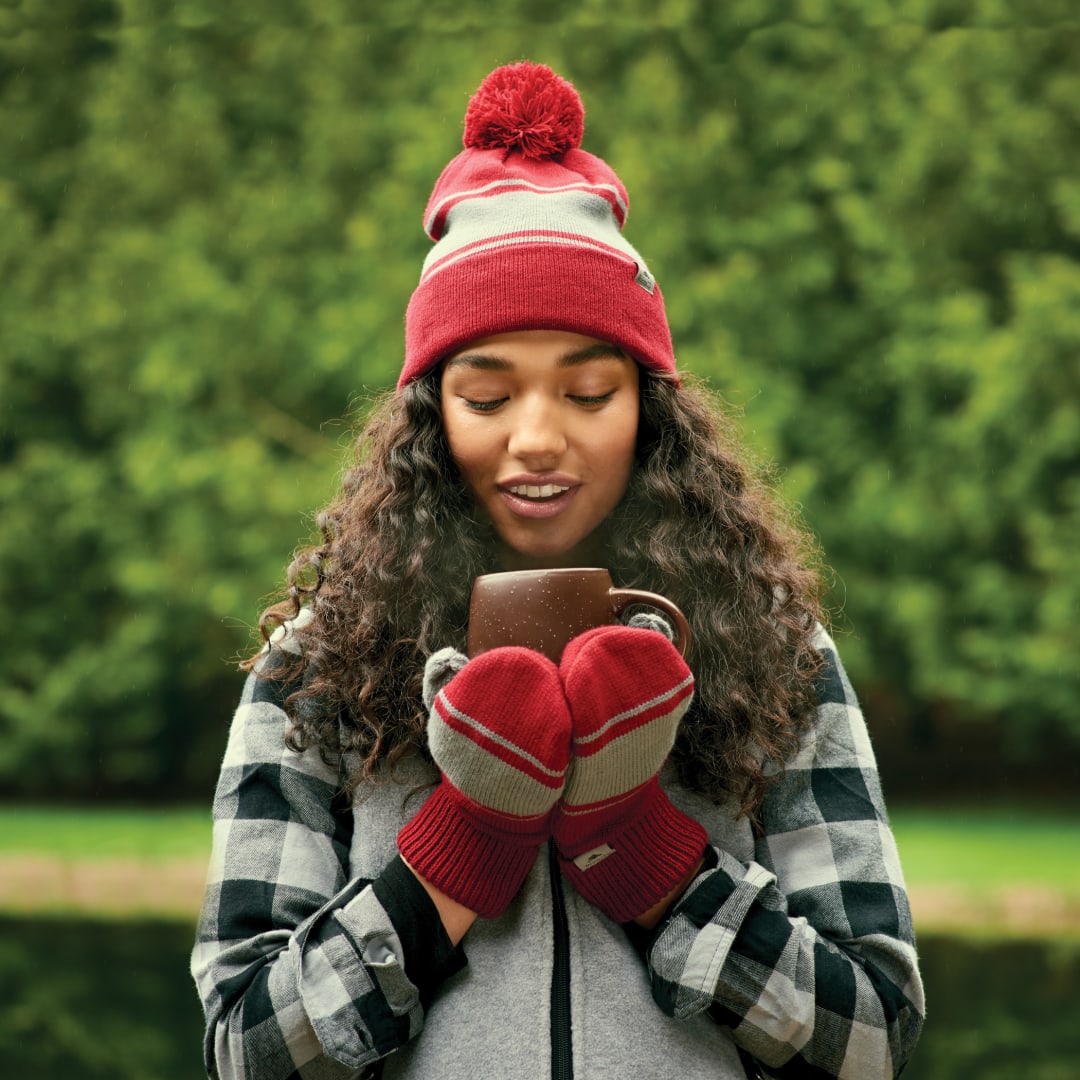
[191,625,924,1078]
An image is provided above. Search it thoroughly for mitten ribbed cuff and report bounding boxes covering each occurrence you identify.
[556,783,707,924]
[399,782,548,919]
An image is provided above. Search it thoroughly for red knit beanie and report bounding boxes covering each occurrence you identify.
[399,62,676,389]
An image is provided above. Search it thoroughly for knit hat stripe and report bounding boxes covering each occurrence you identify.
[424,232,642,287]
[573,675,694,753]
[426,177,628,237]
[433,693,567,783]
[420,188,646,282]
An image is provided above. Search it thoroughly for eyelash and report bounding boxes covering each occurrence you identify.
[462,391,615,412]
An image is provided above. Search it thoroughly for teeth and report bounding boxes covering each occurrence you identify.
[509,484,570,498]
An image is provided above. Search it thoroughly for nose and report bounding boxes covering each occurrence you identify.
[507,395,567,466]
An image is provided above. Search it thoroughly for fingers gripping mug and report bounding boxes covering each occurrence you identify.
[467,567,691,662]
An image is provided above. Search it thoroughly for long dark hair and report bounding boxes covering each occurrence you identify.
[250,367,824,822]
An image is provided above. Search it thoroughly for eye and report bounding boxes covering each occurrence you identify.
[568,390,616,407]
[462,396,507,413]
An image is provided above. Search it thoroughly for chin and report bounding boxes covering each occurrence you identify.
[498,534,604,571]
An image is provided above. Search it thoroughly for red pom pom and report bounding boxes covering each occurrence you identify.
[463,62,584,160]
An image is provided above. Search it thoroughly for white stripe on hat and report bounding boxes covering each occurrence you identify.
[419,188,651,284]
[422,231,641,282]
[426,177,628,237]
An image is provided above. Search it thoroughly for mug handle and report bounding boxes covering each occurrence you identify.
[609,588,692,658]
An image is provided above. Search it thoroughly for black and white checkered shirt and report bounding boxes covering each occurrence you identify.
[192,625,924,1078]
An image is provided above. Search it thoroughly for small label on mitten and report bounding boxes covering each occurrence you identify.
[573,844,615,871]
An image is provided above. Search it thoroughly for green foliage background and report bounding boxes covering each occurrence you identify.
[2,0,1077,798]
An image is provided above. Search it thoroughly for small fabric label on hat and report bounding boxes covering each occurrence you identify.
[573,843,616,870]
[635,263,655,293]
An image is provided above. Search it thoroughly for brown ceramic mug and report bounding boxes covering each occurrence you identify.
[467,567,691,662]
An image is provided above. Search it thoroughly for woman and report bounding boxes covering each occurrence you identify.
[192,61,924,1078]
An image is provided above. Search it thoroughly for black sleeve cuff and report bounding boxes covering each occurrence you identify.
[372,855,468,1007]
[623,844,720,958]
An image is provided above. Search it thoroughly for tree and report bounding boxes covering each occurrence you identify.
[1,1,1077,798]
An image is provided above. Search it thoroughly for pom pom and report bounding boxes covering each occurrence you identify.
[463,61,584,160]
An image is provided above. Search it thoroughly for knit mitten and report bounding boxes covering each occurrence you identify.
[399,646,571,919]
[552,625,706,923]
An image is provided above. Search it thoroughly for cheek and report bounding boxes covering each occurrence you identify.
[589,409,639,494]
[612,402,641,466]
[443,415,495,488]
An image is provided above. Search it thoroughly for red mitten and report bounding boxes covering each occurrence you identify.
[399,646,571,918]
[552,626,706,922]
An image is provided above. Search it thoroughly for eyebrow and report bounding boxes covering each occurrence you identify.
[444,342,628,372]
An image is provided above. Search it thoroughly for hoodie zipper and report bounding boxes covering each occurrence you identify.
[549,843,574,1079]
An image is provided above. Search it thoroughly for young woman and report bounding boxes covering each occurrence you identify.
[192,62,924,1079]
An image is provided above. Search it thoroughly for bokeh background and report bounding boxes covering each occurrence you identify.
[1,1,1078,1077]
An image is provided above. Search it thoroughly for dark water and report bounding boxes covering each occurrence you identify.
[0,920,1077,1078]
[905,935,1080,1080]
[0,918,204,1079]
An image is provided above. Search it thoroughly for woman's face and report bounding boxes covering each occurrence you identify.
[440,329,640,570]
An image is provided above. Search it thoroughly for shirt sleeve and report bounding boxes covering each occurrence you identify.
[639,627,925,1078]
[190,657,466,1080]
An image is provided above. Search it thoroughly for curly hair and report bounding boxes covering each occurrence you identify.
[250,367,825,823]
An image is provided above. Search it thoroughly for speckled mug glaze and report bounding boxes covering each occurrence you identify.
[467,567,691,662]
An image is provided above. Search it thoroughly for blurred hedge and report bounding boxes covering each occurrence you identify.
[1,1,1078,798]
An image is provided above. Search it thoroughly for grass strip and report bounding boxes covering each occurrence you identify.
[890,806,1080,892]
[6,804,1079,888]
[2,804,1079,934]
[0,805,211,861]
